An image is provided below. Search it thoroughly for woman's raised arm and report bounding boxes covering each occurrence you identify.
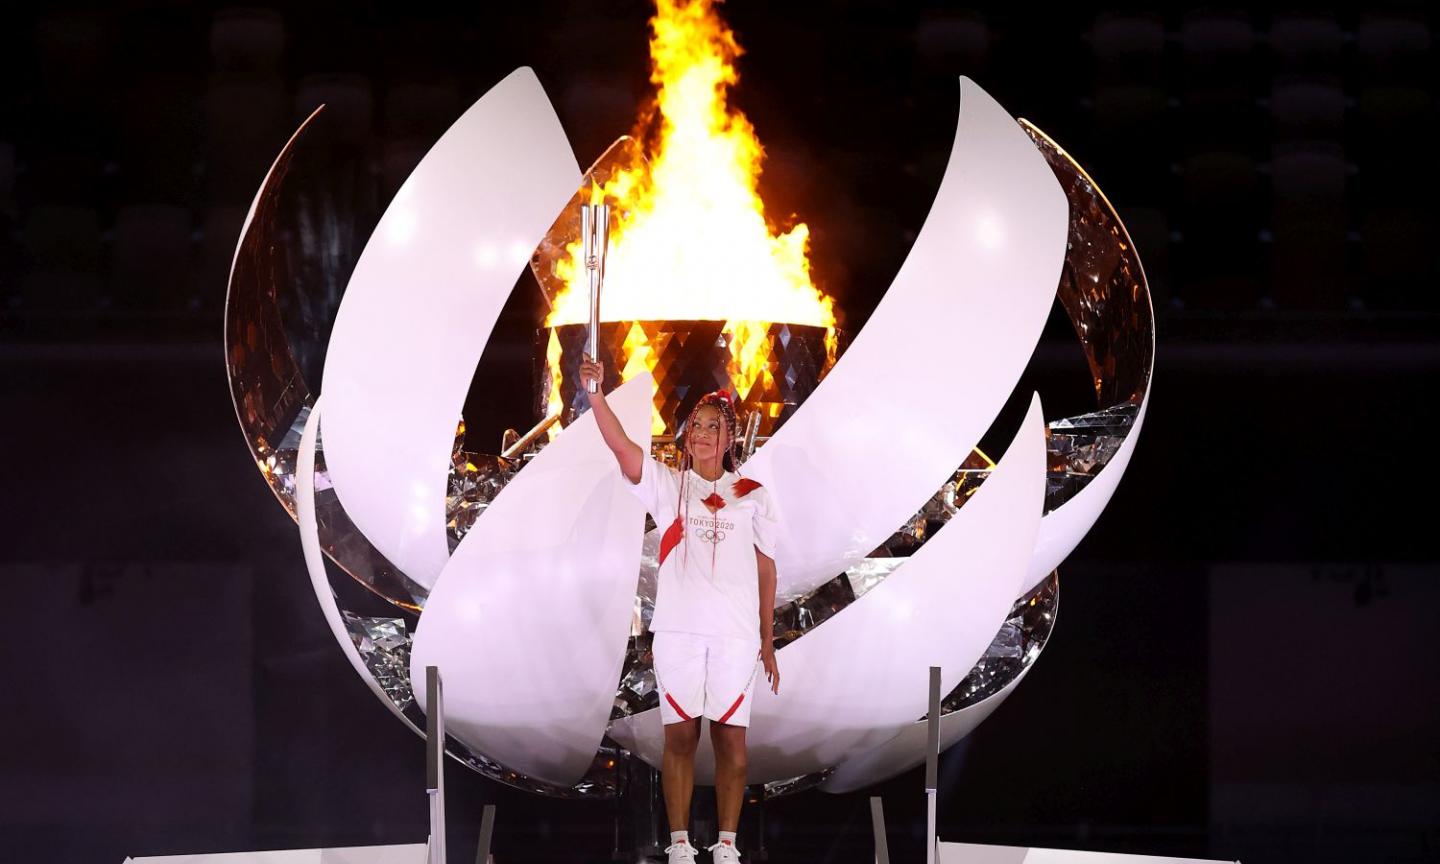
[578,352,645,483]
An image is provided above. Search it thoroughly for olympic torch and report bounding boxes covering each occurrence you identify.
[580,202,610,393]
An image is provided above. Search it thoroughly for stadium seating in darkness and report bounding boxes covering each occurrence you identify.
[1180,80,1259,155]
[7,3,1439,324]
[210,8,286,80]
[1269,12,1345,74]
[199,205,248,312]
[1178,11,1259,156]
[1353,82,1436,310]
[1089,11,1165,83]
[204,80,290,203]
[0,142,15,307]
[380,138,431,195]
[1269,141,1349,309]
[383,78,462,141]
[34,11,106,106]
[1356,12,1431,82]
[1091,83,1171,199]
[1177,150,1261,309]
[112,205,193,310]
[19,149,104,210]
[295,75,375,147]
[19,205,102,311]
[1180,9,1257,81]
[1115,204,1170,311]
[31,12,112,166]
[0,142,14,214]
[559,76,641,163]
[1360,204,1436,311]
[913,11,991,75]
[1269,75,1345,143]
[1355,84,1437,202]
[378,18,470,82]
[115,76,200,206]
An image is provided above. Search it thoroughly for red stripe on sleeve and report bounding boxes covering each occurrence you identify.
[657,516,684,567]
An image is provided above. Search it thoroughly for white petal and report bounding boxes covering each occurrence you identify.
[410,376,653,785]
[320,68,581,589]
[740,76,1069,600]
[613,392,1047,783]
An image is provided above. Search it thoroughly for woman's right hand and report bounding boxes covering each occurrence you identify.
[579,352,605,397]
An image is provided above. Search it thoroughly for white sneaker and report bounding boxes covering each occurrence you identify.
[665,839,699,864]
[706,840,742,863]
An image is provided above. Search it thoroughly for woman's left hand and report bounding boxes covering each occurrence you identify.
[761,645,780,694]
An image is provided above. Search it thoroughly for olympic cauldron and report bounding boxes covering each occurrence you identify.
[527,133,841,450]
[223,70,1153,799]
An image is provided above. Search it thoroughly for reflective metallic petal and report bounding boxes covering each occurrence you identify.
[1020,122,1156,593]
[1024,123,1154,409]
[223,107,426,610]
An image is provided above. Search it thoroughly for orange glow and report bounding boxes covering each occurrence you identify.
[544,327,563,428]
[545,0,836,335]
[620,321,668,434]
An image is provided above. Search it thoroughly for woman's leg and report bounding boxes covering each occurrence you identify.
[709,721,748,832]
[662,718,702,832]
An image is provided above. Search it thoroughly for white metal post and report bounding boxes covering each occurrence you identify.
[870,796,890,864]
[925,666,941,864]
[427,666,447,864]
[475,803,496,864]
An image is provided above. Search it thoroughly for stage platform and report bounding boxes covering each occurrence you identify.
[124,845,426,863]
[938,842,1235,863]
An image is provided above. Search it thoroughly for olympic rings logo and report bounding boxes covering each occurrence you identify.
[695,527,727,543]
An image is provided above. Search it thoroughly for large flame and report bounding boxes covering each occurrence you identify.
[547,0,834,328]
[543,0,837,435]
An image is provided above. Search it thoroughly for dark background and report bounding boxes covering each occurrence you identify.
[2,2,1437,863]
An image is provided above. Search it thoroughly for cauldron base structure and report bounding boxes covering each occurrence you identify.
[224,69,1153,805]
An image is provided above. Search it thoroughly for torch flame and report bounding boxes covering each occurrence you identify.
[547,0,836,333]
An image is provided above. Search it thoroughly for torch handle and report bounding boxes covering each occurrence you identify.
[582,205,599,393]
[583,203,609,394]
[587,258,600,393]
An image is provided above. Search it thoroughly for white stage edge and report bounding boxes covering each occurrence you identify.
[938,842,1236,864]
[124,845,426,863]
[125,840,1235,863]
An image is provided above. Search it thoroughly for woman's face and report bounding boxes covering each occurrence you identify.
[686,404,730,464]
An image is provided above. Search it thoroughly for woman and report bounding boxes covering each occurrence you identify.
[579,353,781,864]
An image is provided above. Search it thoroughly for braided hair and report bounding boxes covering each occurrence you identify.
[674,388,744,577]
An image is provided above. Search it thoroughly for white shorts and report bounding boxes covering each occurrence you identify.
[652,630,762,727]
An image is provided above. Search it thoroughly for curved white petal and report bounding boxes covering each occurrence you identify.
[409,375,653,785]
[819,663,1034,793]
[1025,387,1151,593]
[320,68,581,589]
[740,76,1069,600]
[611,393,1047,783]
[296,396,423,737]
